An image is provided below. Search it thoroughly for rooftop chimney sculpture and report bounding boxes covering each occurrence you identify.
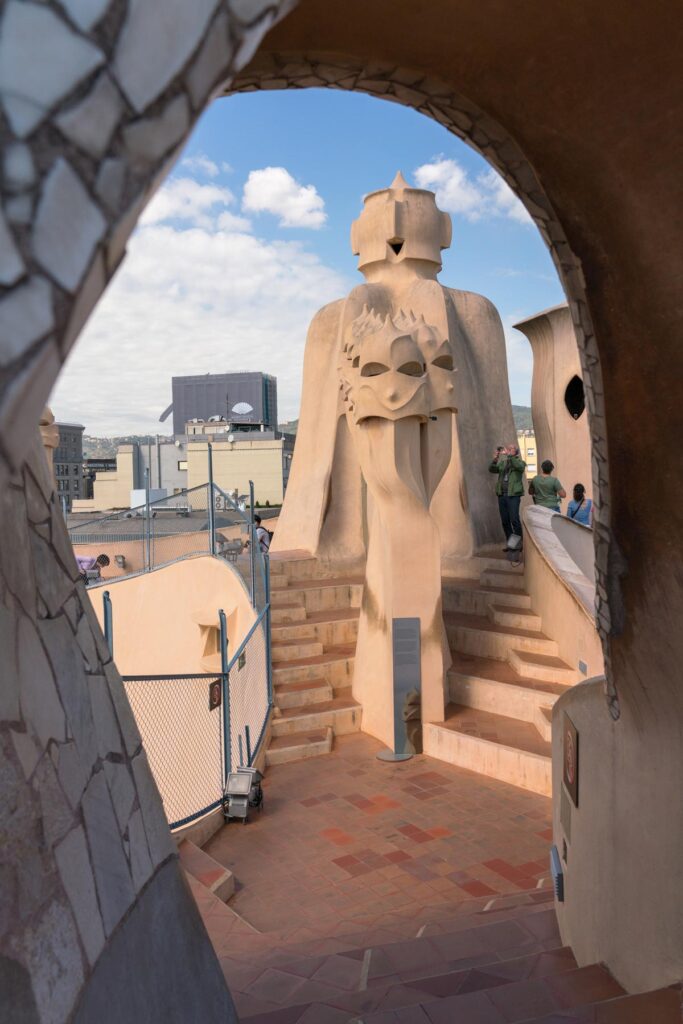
[274,174,516,746]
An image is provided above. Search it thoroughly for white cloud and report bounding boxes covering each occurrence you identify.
[478,168,532,224]
[242,167,327,229]
[180,153,220,177]
[50,176,347,435]
[414,158,532,224]
[140,177,246,233]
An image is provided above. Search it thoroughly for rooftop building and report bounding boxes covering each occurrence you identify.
[166,371,278,437]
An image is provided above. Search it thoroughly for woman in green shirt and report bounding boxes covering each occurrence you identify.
[529,460,566,512]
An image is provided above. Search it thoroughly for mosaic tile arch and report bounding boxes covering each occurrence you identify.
[0,3,621,1020]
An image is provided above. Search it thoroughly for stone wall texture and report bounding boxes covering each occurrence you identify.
[0,1,295,1019]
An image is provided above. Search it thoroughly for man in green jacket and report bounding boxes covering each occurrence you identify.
[489,444,527,548]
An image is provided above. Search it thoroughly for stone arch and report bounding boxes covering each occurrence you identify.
[0,2,641,1014]
[0,29,617,713]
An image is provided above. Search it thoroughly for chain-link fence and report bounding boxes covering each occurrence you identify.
[85,471,274,831]
[225,607,270,772]
[121,673,225,829]
[120,607,272,831]
[68,484,219,580]
[69,479,273,613]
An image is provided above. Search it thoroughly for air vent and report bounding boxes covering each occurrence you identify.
[388,237,404,255]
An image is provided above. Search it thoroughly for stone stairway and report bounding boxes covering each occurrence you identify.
[266,558,363,766]
[192,887,681,1022]
[424,556,578,795]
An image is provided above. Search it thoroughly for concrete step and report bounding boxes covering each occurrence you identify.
[270,590,306,609]
[443,577,532,616]
[271,638,324,663]
[449,656,564,723]
[226,902,560,977]
[477,555,525,574]
[272,645,355,688]
[265,726,333,766]
[270,604,308,626]
[480,569,527,591]
[534,703,554,742]
[230,908,590,1020]
[269,574,290,591]
[271,622,316,642]
[274,677,333,710]
[423,703,552,795]
[271,607,359,646]
[271,697,362,737]
[269,556,351,581]
[445,611,559,660]
[237,947,586,1020]
[281,576,364,613]
[508,648,577,685]
[512,988,682,1024]
[178,840,234,902]
[488,602,543,631]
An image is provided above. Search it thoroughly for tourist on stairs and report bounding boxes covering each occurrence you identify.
[489,444,527,549]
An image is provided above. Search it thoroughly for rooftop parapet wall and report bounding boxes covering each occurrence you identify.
[523,505,603,680]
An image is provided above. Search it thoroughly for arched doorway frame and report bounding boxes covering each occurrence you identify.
[0,5,617,713]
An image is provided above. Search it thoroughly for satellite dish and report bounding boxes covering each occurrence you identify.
[232,402,253,415]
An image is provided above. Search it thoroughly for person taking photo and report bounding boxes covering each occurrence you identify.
[489,444,527,549]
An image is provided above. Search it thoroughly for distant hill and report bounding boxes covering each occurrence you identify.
[279,406,534,436]
[82,434,166,458]
[512,405,533,431]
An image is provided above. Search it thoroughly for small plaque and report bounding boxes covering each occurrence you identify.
[238,651,246,670]
[562,713,579,807]
[208,679,221,712]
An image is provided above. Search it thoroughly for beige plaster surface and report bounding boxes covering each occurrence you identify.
[523,506,603,679]
[553,678,683,992]
[515,305,592,501]
[91,554,256,676]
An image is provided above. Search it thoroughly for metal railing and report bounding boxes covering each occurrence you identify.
[84,448,276,830]
[70,473,273,615]
[120,601,272,831]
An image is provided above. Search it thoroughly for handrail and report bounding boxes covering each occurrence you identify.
[226,604,269,673]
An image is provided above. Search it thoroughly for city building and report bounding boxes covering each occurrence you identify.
[166,372,278,437]
[517,429,537,476]
[83,456,116,499]
[53,421,84,511]
[73,439,189,512]
[186,422,295,506]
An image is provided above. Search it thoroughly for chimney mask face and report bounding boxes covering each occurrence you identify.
[339,308,457,423]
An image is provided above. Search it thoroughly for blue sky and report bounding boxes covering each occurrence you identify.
[52,88,564,434]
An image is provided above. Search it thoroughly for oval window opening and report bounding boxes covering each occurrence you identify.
[564,375,585,419]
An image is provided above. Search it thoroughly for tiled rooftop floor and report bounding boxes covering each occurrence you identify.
[204,733,552,943]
